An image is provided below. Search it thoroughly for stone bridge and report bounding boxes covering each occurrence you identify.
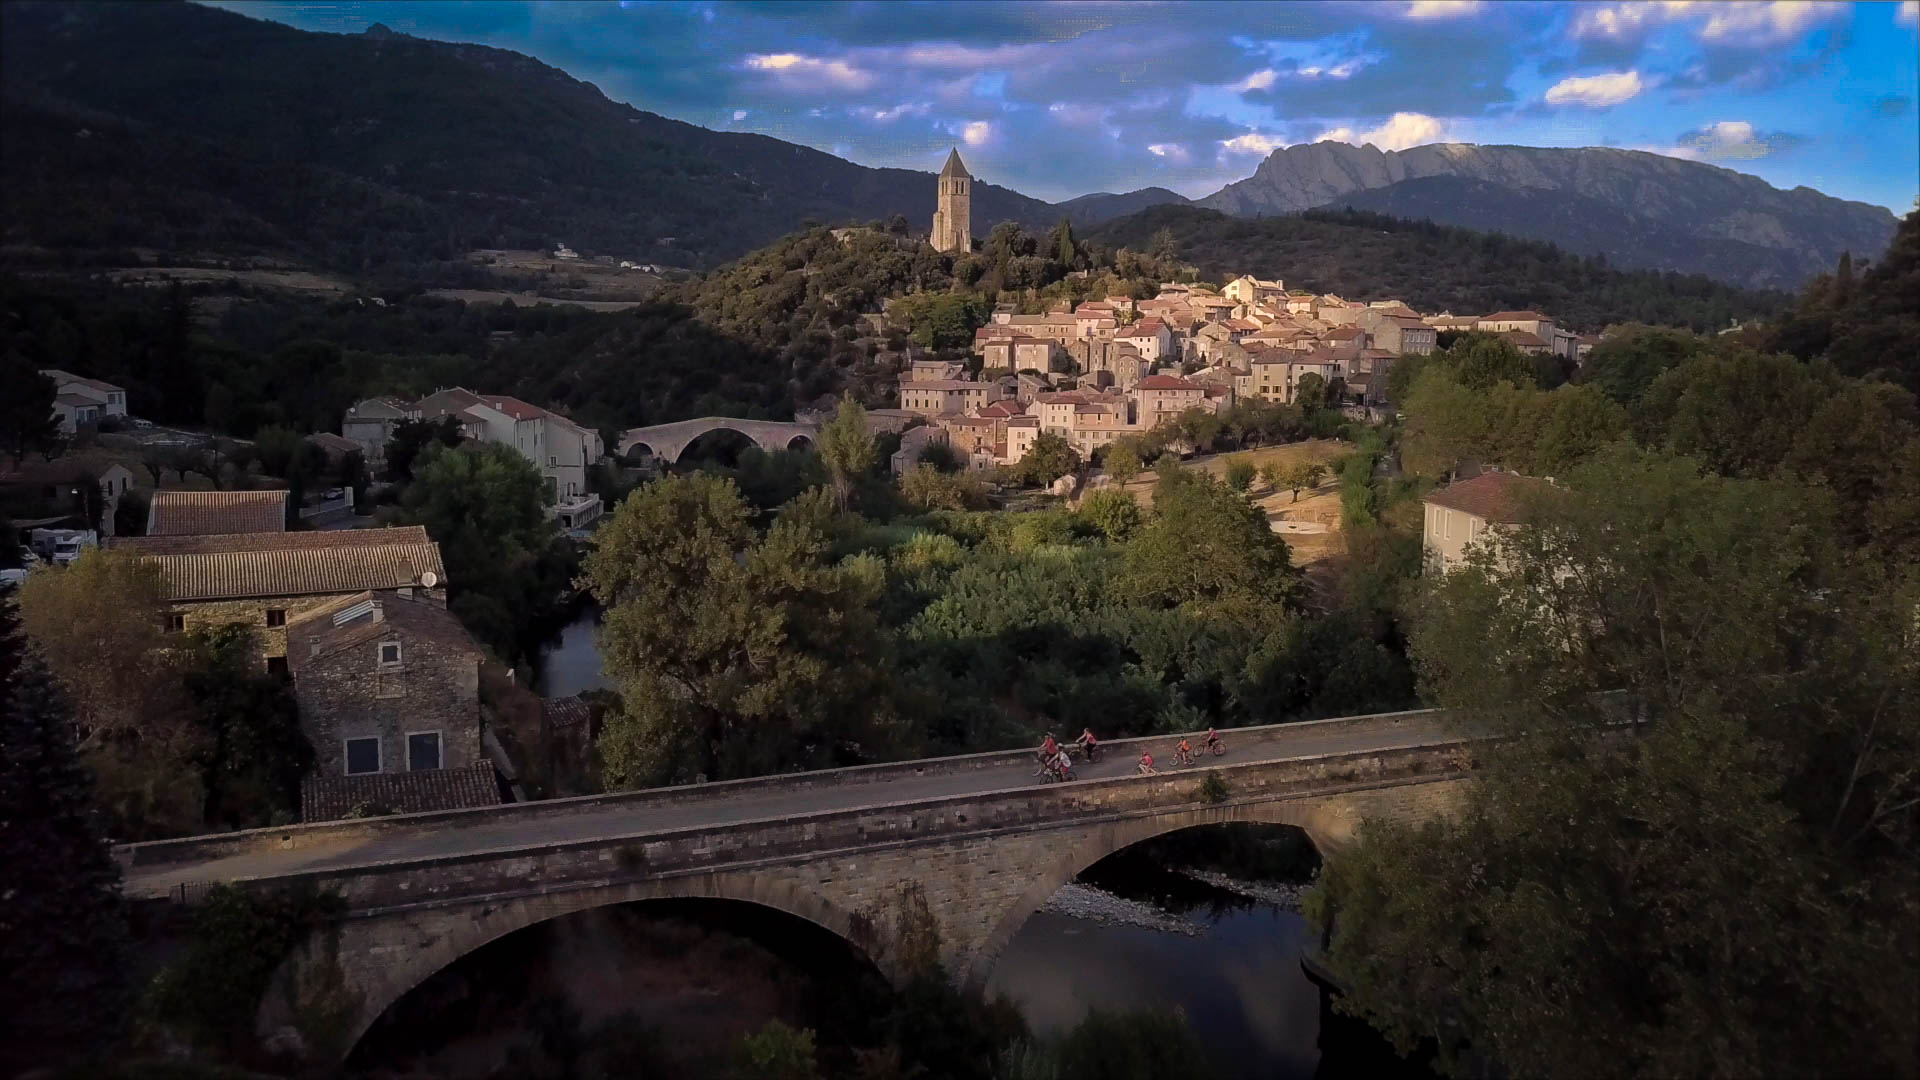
[616,417,820,463]
[114,709,1480,1060]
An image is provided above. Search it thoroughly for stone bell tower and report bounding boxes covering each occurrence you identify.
[930,148,972,254]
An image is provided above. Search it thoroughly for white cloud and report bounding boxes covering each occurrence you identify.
[1544,70,1645,106]
[1675,120,1800,160]
[1570,1,1840,46]
[1220,131,1291,155]
[1297,59,1364,79]
[1896,0,1917,24]
[1404,1,1484,17]
[743,52,873,90]
[961,120,992,147]
[864,102,929,122]
[1148,143,1191,162]
[732,110,747,122]
[1315,112,1451,151]
[1236,69,1277,92]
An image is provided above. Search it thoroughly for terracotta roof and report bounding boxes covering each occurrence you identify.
[483,395,546,422]
[117,527,445,601]
[1322,326,1364,341]
[1134,375,1196,390]
[147,490,287,536]
[543,696,592,730]
[301,763,502,822]
[1006,416,1039,427]
[1502,330,1548,347]
[1480,311,1550,323]
[306,432,361,455]
[1422,472,1554,524]
[286,590,482,671]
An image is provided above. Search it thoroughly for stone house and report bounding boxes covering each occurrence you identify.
[286,590,499,821]
[1420,471,1553,574]
[1247,349,1345,405]
[414,388,604,528]
[1011,337,1059,373]
[0,456,138,537]
[1356,311,1438,355]
[40,369,128,433]
[1499,330,1552,355]
[908,359,967,383]
[1222,276,1285,304]
[1114,319,1172,365]
[1476,310,1557,342]
[890,424,951,475]
[147,490,287,537]
[936,416,999,456]
[342,397,420,465]
[112,526,448,674]
[1130,374,1208,430]
[999,416,1040,465]
[899,379,1001,417]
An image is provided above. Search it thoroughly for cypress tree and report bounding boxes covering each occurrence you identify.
[0,593,131,1071]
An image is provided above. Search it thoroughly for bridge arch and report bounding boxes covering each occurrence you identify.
[960,799,1355,989]
[281,870,875,1060]
[615,417,821,464]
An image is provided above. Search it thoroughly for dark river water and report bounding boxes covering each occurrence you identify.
[534,607,609,697]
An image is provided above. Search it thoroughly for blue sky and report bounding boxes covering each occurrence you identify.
[212,1,1919,212]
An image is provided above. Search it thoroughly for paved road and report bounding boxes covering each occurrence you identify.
[120,714,1461,900]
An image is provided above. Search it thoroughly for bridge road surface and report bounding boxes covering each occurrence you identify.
[119,713,1461,901]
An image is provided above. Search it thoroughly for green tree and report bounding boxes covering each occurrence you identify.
[1576,324,1710,405]
[1635,346,1824,478]
[1277,461,1326,502]
[1530,383,1628,475]
[584,473,894,784]
[1440,331,1536,390]
[916,439,961,474]
[1311,447,1920,1079]
[1076,487,1142,540]
[1103,441,1142,485]
[1223,456,1256,492]
[1123,472,1302,623]
[1293,372,1329,412]
[0,355,65,466]
[382,416,463,482]
[819,396,878,511]
[900,465,988,512]
[0,597,131,1073]
[251,425,303,478]
[1014,432,1079,487]
[400,442,569,663]
[1051,1009,1217,1080]
[731,1020,821,1080]
[182,624,313,830]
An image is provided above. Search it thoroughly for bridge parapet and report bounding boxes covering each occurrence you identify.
[116,710,1457,880]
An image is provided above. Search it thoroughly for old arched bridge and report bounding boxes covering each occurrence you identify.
[115,710,1479,1059]
[616,417,819,463]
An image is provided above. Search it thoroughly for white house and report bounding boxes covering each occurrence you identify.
[40,369,128,433]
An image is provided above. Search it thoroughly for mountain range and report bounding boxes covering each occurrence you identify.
[1200,142,1897,289]
[0,0,1896,286]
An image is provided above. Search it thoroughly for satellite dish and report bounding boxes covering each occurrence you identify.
[420,571,438,588]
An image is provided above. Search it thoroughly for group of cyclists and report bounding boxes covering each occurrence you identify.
[1033,726,1224,782]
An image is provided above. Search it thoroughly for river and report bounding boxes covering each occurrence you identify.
[534,605,609,697]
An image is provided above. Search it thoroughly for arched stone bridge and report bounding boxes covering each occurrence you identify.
[616,417,820,463]
[115,710,1481,1061]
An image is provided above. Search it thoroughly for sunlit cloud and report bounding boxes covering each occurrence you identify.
[1147,143,1191,162]
[961,120,992,147]
[1235,69,1277,92]
[1545,70,1645,106]
[1674,119,1805,160]
[1570,1,1842,46]
[1404,1,1484,18]
[1895,0,1917,24]
[743,52,873,90]
[1316,111,1451,151]
[1221,131,1291,155]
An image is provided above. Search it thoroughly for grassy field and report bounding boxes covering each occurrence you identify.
[1104,438,1355,567]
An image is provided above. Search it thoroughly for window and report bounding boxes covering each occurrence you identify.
[379,641,402,665]
[408,732,443,771]
[548,455,558,466]
[167,613,185,633]
[265,655,288,677]
[344,737,381,775]
[265,608,286,628]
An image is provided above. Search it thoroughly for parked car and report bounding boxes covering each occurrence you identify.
[324,487,345,500]
[132,417,154,429]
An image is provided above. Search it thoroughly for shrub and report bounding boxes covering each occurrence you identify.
[1076,488,1142,541]
[1224,456,1256,492]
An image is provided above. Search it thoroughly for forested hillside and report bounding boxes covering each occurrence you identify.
[0,1,1059,271]
[1087,205,1786,332]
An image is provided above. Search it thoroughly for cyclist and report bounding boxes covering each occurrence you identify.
[1137,751,1157,776]
[1050,747,1074,782]
[1074,727,1100,761]
[1174,738,1195,766]
[1036,732,1059,774]
[1204,727,1224,755]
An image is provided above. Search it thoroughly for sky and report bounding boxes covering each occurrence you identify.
[211,0,1920,213]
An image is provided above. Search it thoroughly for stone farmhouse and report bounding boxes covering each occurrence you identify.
[288,589,500,821]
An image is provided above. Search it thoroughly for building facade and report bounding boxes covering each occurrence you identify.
[930,149,973,254]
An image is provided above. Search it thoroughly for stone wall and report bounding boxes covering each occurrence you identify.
[172,587,450,664]
[295,623,481,778]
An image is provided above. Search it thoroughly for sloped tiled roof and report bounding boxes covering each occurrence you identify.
[1502,330,1548,347]
[116,527,445,601]
[286,590,482,673]
[1480,310,1550,322]
[1422,471,1555,524]
[40,368,125,394]
[147,490,287,537]
[543,696,592,730]
[301,763,502,822]
[1134,374,1196,390]
[306,432,362,455]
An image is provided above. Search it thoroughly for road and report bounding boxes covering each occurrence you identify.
[120,713,1461,900]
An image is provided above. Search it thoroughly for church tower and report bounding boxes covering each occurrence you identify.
[930,148,972,254]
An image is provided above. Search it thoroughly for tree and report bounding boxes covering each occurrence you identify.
[382,416,463,482]
[730,1020,822,1080]
[819,396,877,510]
[251,425,303,478]
[900,465,988,512]
[1149,227,1178,262]
[0,355,64,466]
[1576,324,1710,405]
[1123,472,1302,622]
[1014,432,1079,487]
[1439,332,1536,390]
[1293,372,1328,412]
[584,473,894,785]
[401,442,569,663]
[1076,487,1142,540]
[1223,456,1256,492]
[182,624,312,830]
[0,596,131,1072]
[1051,1009,1217,1080]
[1311,447,1920,1080]
[1278,461,1326,502]
[1103,441,1142,486]
[1530,384,1628,475]
[916,440,961,474]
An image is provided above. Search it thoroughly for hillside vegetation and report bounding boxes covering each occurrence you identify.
[1087,205,1786,332]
